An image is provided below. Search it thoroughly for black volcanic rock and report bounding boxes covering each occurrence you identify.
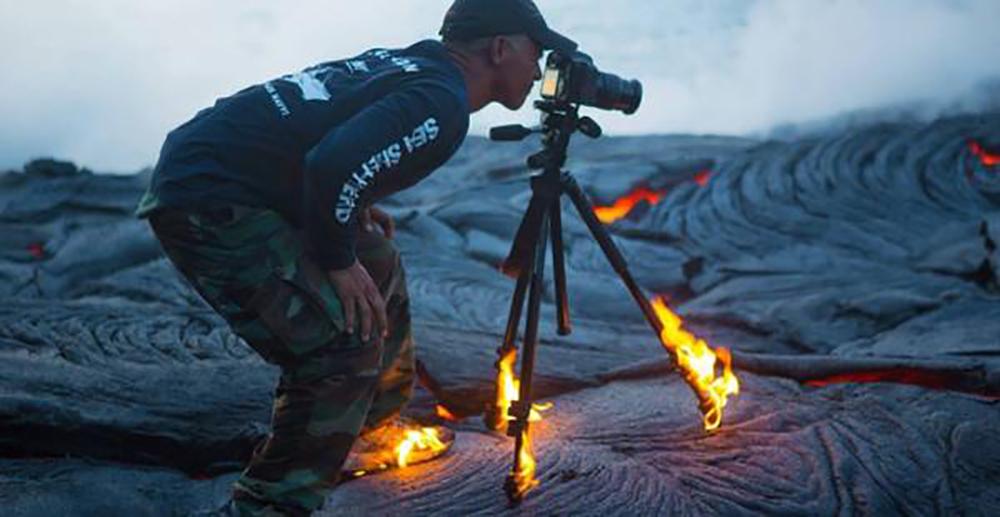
[1,113,999,515]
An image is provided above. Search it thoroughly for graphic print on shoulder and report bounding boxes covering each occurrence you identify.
[345,60,370,74]
[280,66,334,102]
[369,49,421,74]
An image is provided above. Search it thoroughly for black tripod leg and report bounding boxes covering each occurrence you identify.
[503,273,531,351]
[501,185,550,278]
[563,176,718,414]
[550,198,571,335]
[485,267,532,431]
[561,175,666,345]
[487,211,538,430]
[505,209,550,503]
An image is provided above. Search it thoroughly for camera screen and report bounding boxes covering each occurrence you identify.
[541,67,560,98]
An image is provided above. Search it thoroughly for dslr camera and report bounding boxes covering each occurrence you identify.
[539,51,642,114]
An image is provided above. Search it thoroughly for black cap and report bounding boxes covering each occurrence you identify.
[439,0,578,55]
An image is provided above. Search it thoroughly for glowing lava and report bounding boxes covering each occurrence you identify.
[651,297,740,431]
[969,140,999,167]
[26,242,45,259]
[594,185,667,224]
[435,404,459,421]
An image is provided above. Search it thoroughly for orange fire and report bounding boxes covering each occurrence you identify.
[493,348,550,427]
[510,430,540,497]
[435,404,460,421]
[493,347,552,499]
[651,297,740,431]
[394,427,447,468]
[694,170,713,186]
[969,140,999,167]
[594,186,667,224]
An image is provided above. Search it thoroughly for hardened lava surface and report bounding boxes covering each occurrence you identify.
[1,113,998,516]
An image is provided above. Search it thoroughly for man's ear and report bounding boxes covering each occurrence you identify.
[488,36,508,66]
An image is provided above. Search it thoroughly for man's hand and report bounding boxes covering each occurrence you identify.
[360,206,395,239]
[328,260,387,344]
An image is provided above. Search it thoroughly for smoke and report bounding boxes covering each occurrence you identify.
[1,0,998,172]
[568,0,1000,137]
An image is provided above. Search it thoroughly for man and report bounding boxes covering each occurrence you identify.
[137,0,576,515]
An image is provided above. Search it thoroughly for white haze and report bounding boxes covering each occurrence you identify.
[1,0,998,172]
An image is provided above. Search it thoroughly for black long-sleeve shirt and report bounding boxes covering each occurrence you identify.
[136,39,470,270]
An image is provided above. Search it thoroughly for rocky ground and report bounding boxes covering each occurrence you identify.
[1,112,998,516]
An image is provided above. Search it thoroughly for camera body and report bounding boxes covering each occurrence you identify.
[540,51,642,115]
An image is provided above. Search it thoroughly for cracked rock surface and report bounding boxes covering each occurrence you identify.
[1,113,998,516]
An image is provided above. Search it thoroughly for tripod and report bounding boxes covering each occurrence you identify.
[487,100,709,503]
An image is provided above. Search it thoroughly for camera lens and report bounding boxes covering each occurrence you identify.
[591,72,643,115]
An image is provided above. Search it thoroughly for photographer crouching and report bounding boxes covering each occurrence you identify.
[137,1,577,515]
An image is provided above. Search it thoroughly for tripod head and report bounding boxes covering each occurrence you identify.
[487,101,600,287]
[490,100,603,173]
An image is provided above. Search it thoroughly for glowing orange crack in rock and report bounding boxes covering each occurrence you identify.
[693,169,713,186]
[969,140,999,167]
[651,297,740,431]
[435,404,460,422]
[593,185,666,224]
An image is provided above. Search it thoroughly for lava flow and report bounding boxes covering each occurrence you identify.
[492,347,552,500]
[26,242,46,260]
[594,185,667,223]
[594,172,714,224]
[651,297,740,431]
[693,169,713,186]
[435,404,460,422]
[969,140,999,167]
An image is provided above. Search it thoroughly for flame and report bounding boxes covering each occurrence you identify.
[969,140,999,167]
[435,404,460,421]
[511,430,540,497]
[651,297,740,431]
[394,427,447,468]
[694,170,713,186]
[492,347,552,499]
[493,348,550,426]
[593,186,667,224]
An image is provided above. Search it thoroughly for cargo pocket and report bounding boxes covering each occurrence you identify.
[246,261,350,361]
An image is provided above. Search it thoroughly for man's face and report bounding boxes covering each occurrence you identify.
[493,35,543,110]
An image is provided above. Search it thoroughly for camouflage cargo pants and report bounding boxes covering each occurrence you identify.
[149,205,414,516]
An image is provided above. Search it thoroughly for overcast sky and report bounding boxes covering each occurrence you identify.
[2,0,999,173]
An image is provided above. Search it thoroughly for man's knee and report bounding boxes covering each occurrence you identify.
[356,229,402,289]
[283,333,384,386]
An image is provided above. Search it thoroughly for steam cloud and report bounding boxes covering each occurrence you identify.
[1,0,998,172]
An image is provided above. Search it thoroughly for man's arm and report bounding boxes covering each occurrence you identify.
[303,79,465,270]
[302,79,466,341]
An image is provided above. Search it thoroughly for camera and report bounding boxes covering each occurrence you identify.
[540,51,642,115]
